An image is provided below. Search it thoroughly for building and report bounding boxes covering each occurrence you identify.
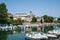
[13,11,44,22]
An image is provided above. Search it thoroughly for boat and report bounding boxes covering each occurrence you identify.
[48,29,60,35]
[25,32,48,40]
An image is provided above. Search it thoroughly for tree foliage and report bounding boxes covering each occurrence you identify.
[57,18,60,23]
[0,3,8,24]
[7,14,13,24]
[43,15,54,23]
[13,18,23,25]
[40,19,43,24]
[31,16,37,22]
[57,18,60,20]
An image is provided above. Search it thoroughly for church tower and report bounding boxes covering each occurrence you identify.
[30,11,32,14]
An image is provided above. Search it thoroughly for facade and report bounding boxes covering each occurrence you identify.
[13,13,27,20]
[36,16,44,22]
[13,11,44,22]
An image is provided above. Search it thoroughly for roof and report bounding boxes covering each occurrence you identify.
[16,13,27,15]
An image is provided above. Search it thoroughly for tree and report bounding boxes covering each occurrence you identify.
[43,15,49,22]
[0,3,8,24]
[40,19,43,24]
[57,18,60,23]
[7,14,13,24]
[13,18,23,25]
[18,18,22,25]
[31,16,37,22]
[43,15,54,23]
[48,16,54,23]
[57,18,60,20]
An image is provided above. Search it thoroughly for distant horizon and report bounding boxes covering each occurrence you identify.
[0,0,60,17]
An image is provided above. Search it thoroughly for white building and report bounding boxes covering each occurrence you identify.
[13,11,44,22]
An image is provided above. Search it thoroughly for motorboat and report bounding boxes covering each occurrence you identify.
[48,29,60,35]
[25,32,48,40]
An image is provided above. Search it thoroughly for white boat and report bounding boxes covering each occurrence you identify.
[48,30,60,35]
[25,32,48,40]
[46,34,57,38]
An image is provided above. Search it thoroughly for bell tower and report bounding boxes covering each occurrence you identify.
[30,11,32,13]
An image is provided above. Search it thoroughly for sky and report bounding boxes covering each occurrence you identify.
[0,0,60,17]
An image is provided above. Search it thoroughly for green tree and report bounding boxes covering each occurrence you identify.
[43,15,49,22]
[40,19,43,24]
[13,18,23,25]
[0,3,8,24]
[57,18,60,20]
[57,18,60,23]
[18,18,22,25]
[43,15,54,23]
[7,15,13,24]
[31,16,37,22]
[48,16,54,23]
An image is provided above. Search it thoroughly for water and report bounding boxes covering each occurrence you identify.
[0,31,60,40]
[7,33,25,40]
[6,32,60,40]
[0,26,60,40]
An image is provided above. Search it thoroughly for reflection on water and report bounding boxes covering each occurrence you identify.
[0,27,60,40]
[0,31,60,40]
[0,31,26,40]
[7,33,25,40]
[0,31,9,40]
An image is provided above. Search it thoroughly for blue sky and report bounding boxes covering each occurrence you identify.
[0,0,60,17]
